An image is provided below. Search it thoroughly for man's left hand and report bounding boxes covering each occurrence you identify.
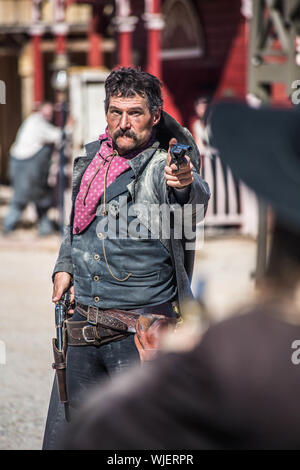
[165,138,194,189]
[134,316,175,363]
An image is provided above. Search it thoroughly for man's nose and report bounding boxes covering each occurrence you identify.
[120,112,130,130]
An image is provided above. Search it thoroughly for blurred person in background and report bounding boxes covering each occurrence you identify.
[2,102,62,236]
[192,96,211,169]
[60,101,300,450]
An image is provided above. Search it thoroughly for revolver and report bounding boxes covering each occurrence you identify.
[53,291,71,422]
[170,143,192,170]
[55,291,71,351]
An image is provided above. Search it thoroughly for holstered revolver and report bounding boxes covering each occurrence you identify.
[52,291,71,421]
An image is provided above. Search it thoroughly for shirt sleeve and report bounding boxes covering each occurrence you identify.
[172,185,191,205]
[40,120,62,147]
[52,224,74,280]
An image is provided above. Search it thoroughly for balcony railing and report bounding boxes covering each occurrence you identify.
[0,0,91,27]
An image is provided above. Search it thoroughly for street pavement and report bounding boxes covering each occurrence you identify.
[0,230,60,450]
[0,225,256,450]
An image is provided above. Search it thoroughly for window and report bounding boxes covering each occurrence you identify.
[162,0,204,60]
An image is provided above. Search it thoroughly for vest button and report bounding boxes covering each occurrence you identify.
[93,275,100,282]
[93,254,100,261]
[94,296,100,303]
[108,200,120,218]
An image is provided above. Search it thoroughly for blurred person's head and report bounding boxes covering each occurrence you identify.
[194,96,211,123]
[210,101,300,301]
[104,67,162,155]
[40,102,54,122]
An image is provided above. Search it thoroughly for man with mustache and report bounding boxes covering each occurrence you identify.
[42,67,210,448]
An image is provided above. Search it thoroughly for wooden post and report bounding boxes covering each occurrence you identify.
[88,5,103,67]
[114,0,138,67]
[31,30,44,105]
[31,1,44,106]
[144,0,164,78]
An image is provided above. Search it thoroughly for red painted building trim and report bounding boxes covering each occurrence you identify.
[153,0,161,14]
[88,11,103,67]
[119,31,132,67]
[215,18,248,99]
[147,29,162,78]
[56,34,67,54]
[88,32,103,67]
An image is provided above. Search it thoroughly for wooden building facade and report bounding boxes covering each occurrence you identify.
[0,0,251,183]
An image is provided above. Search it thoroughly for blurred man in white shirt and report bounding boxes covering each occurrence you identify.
[3,103,62,236]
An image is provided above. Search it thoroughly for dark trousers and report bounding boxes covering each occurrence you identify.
[42,310,140,450]
[3,146,54,234]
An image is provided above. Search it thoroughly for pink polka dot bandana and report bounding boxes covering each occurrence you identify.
[73,129,131,234]
[73,128,157,235]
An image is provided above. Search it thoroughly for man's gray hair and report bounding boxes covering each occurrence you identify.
[104,67,163,115]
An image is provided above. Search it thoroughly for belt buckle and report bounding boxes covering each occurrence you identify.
[82,325,97,344]
[87,305,99,326]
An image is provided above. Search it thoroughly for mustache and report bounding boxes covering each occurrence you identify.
[113,129,138,142]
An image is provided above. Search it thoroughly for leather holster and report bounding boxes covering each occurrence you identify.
[52,337,68,404]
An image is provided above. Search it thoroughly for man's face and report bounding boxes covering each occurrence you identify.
[41,103,54,122]
[195,101,207,120]
[106,94,161,155]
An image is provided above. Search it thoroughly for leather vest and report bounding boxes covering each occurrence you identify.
[71,167,177,309]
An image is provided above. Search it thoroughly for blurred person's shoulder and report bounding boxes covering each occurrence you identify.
[192,300,300,382]
[199,300,300,348]
[20,111,42,130]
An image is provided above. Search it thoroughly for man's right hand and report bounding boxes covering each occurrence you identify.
[52,272,74,312]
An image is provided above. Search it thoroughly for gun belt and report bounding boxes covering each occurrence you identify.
[66,319,128,346]
[66,305,166,346]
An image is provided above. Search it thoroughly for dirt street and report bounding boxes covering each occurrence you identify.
[0,229,256,450]
[0,231,60,450]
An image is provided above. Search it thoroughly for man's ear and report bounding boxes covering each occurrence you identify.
[152,107,161,126]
